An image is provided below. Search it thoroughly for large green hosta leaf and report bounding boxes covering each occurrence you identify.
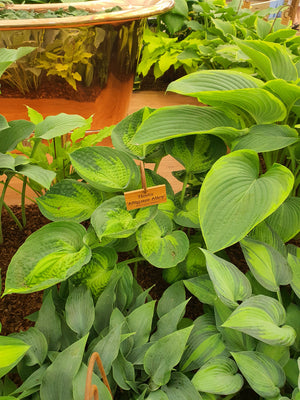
[191,356,244,395]
[231,351,286,398]
[264,80,300,110]
[161,372,203,400]
[184,275,217,306]
[199,150,294,252]
[132,105,244,146]
[222,295,296,346]
[232,124,299,152]
[37,180,103,223]
[165,135,227,174]
[202,249,252,308]
[0,336,30,378]
[167,70,286,124]
[136,211,189,268]
[91,196,157,240]
[237,40,298,81]
[174,196,200,228]
[266,197,300,242]
[4,222,91,295]
[240,237,292,292]
[69,147,140,192]
[288,251,300,300]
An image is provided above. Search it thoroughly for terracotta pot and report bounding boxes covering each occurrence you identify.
[0,0,173,129]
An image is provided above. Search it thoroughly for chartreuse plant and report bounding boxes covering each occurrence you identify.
[138,0,298,80]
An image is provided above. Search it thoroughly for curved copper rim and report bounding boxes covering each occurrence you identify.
[0,0,174,29]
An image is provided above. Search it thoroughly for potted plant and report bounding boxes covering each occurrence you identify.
[0,0,174,129]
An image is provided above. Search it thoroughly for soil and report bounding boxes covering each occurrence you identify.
[0,203,245,336]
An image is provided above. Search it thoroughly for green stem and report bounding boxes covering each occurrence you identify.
[117,257,145,269]
[0,175,13,244]
[223,394,236,400]
[3,202,23,230]
[277,289,283,305]
[21,176,27,227]
[262,152,273,170]
[30,138,41,159]
[180,172,189,205]
[133,262,138,279]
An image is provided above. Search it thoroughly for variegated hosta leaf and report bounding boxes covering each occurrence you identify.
[184,242,207,278]
[248,221,287,257]
[180,314,228,372]
[4,222,91,295]
[256,341,290,367]
[37,179,103,223]
[167,70,264,96]
[288,251,300,300]
[199,150,294,252]
[222,295,296,346]
[91,196,157,240]
[164,135,227,174]
[174,196,200,228]
[231,351,286,398]
[69,147,140,192]
[0,336,30,378]
[214,298,256,352]
[34,114,88,140]
[145,169,174,199]
[240,237,292,292]
[202,249,252,308]
[161,372,203,400]
[184,275,217,306]
[137,211,189,268]
[191,356,244,395]
[72,247,117,298]
[132,105,244,146]
[266,197,300,242]
[236,40,298,81]
[232,124,299,152]
[111,107,159,159]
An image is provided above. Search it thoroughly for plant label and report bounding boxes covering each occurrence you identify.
[124,185,167,210]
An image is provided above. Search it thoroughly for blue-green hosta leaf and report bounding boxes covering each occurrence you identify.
[34,114,88,140]
[191,356,244,395]
[199,150,294,252]
[202,249,252,308]
[132,105,244,146]
[144,325,193,387]
[214,298,256,352]
[184,275,217,306]
[232,124,299,152]
[127,301,156,347]
[241,237,292,292]
[69,147,140,192]
[288,252,300,300]
[136,211,189,268]
[4,222,91,295]
[161,372,203,400]
[72,247,117,298]
[111,107,157,159]
[65,285,95,338]
[157,281,186,318]
[0,47,35,77]
[11,327,47,367]
[37,180,103,223]
[237,40,298,81]
[0,120,35,153]
[0,336,30,379]
[174,196,200,228]
[264,80,300,110]
[0,153,16,171]
[164,135,227,174]
[231,351,285,398]
[112,351,136,391]
[16,164,56,189]
[91,196,157,240]
[222,295,296,346]
[40,335,88,400]
[180,314,228,372]
[266,197,300,242]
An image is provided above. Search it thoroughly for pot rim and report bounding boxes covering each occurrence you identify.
[0,0,174,29]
